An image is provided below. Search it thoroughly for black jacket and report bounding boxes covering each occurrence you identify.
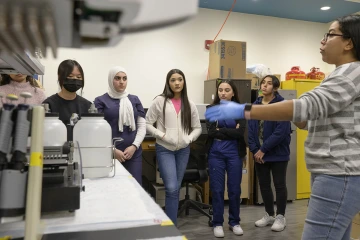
[205,105,247,158]
[248,94,291,162]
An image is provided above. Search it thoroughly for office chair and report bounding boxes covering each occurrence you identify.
[178,133,213,227]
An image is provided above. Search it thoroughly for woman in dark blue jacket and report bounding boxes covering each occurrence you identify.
[206,79,247,238]
[248,75,291,232]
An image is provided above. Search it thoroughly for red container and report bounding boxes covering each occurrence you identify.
[306,67,325,80]
[285,66,306,80]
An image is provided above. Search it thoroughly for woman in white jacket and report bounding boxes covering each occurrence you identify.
[146,69,202,226]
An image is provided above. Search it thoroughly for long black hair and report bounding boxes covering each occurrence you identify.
[337,14,360,60]
[212,79,240,105]
[160,69,192,134]
[0,74,40,89]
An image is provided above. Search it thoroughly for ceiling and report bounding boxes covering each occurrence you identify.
[199,0,360,23]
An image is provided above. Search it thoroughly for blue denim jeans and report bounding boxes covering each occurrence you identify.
[302,174,360,240]
[156,143,190,226]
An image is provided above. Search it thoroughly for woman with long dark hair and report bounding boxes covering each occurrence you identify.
[206,14,360,239]
[145,69,202,226]
[248,75,291,232]
[206,79,246,237]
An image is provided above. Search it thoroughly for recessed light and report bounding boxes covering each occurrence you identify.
[321,6,331,10]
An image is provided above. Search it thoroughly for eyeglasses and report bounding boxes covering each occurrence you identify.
[322,33,350,42]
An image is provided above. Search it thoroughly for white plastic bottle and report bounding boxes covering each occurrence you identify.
[73,113,113,179]
[43,113,67,147]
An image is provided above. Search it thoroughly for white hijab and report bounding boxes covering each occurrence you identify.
[108,66,136,132]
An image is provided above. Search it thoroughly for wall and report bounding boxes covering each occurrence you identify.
[40,8,330,107]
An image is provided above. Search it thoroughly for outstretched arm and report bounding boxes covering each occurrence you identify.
[206,74,358,123]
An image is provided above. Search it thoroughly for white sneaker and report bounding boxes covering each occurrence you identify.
[255,212,275,227]
[213,226,224,238]
[229,225,244,235]
[271,214,286,232]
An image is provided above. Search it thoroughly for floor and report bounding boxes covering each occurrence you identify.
[177,200,308,240]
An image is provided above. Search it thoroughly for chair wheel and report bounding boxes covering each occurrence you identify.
[209,208,213,215]
[208,220,213,227]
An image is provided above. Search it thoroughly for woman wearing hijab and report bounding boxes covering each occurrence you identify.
[94,66,146,185]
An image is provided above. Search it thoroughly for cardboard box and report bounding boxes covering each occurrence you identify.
[245,73,260,90]
[273,74,281,81]
[208,40,246,80]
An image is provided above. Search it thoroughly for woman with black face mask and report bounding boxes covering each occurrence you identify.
[43,59,92,140]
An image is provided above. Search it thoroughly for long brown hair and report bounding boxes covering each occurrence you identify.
[160,69,192,134]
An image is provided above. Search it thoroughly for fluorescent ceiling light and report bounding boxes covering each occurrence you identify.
[321,6,331,10]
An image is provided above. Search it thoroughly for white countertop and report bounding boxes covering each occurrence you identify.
[0,161,174,239]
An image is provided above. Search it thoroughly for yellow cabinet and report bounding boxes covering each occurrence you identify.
[351,212,360,239]
[281,79,322,95]
[281,79,322,199]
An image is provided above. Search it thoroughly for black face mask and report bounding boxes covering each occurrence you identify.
[63,78,83,93]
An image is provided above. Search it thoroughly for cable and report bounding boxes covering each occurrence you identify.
[142,155,156,170]
[213,0,237,42]
[207,0,237,80]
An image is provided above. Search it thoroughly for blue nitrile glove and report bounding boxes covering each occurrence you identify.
[205,100,245,122]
